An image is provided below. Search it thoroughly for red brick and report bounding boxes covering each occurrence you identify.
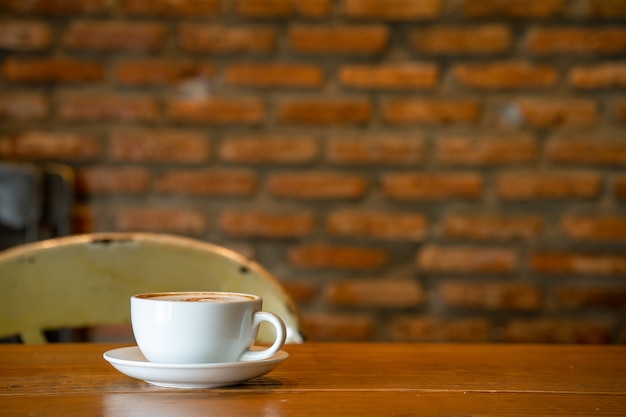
[531,252,626,276]
[326,135,426,165]
[440,281,543,311]
[497,171,601,200]
[325,279,424,308]
[289,25,388,54]
[0,20,52,51]
[1,0,108,14]
[114,206,208,233]
[121,0,221,16]
[179,24,277,53]
[382,172,482,201]
[338,63,438,90]
[236,0,331,18]
[0,92,48,121]
[556,285,626,309]
[326,210,427,241]
[411,25,511,54]
[389,316,490,342]
[288,244,389,270]
[418,244,518,275]
[218,135,318,164]
[303,312,375,341]
[64,21,166,52]
[342,0,441,20]
[382,98,480,124]
[155,168,256,196]
[547,136,626,166]
[509,98,598,128]
[58,93,159,123]
[77,167,151,194]
[281,280,319,304]
[72,204,97,234]
[167,97,265,125]
[618,100,626,124]
[443,214,543,242]
[504,319,613,344]
[116,59,214,86]
[3,57,104,83]
[569,62,626,89]
[575,0,626,19]
[561,215,626,242]
[268,171,368,199]
[462,0,565,18]
[277,98,371,125]
[218,210,315,238]
[435,134,538,166]
[225,63,324,88]
[453,61,558,89]
[527,28,626,55]
[616,175,626,200]
[109,129,209,163]
[0,131,100,161]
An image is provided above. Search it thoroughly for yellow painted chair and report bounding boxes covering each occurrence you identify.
[0,232,304,344]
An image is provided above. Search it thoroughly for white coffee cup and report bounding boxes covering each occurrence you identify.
[131,291,286,364]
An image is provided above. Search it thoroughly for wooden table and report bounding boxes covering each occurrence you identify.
[1,343,625,416]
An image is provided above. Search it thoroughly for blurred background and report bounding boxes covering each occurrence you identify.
[0,0,625,343]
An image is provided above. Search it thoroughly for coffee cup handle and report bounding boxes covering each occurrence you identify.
[240,311,286,362]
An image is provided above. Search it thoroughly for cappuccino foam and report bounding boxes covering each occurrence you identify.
[137,292,255,303]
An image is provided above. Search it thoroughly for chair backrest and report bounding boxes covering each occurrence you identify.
[0,162,42,247]
[0,232,304,345]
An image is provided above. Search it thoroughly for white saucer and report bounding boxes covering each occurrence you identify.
[103,346,288,389]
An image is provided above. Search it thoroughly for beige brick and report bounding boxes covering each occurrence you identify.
[156,168,257,196]
[268,171,368,199]
[440,281,543,311]
[389,316,490,342]
[382,172,482,201]
[327,210,427,241]
[418,245,518,275]
[288,244,389,270]
[218,210,315,238]
[325,279,424,308]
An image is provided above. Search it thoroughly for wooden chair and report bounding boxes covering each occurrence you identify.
[0,232,304,345]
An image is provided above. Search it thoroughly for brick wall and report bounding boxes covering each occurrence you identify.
[1,0,625,343]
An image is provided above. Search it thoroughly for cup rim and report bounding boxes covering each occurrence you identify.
[132,291,261,303]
